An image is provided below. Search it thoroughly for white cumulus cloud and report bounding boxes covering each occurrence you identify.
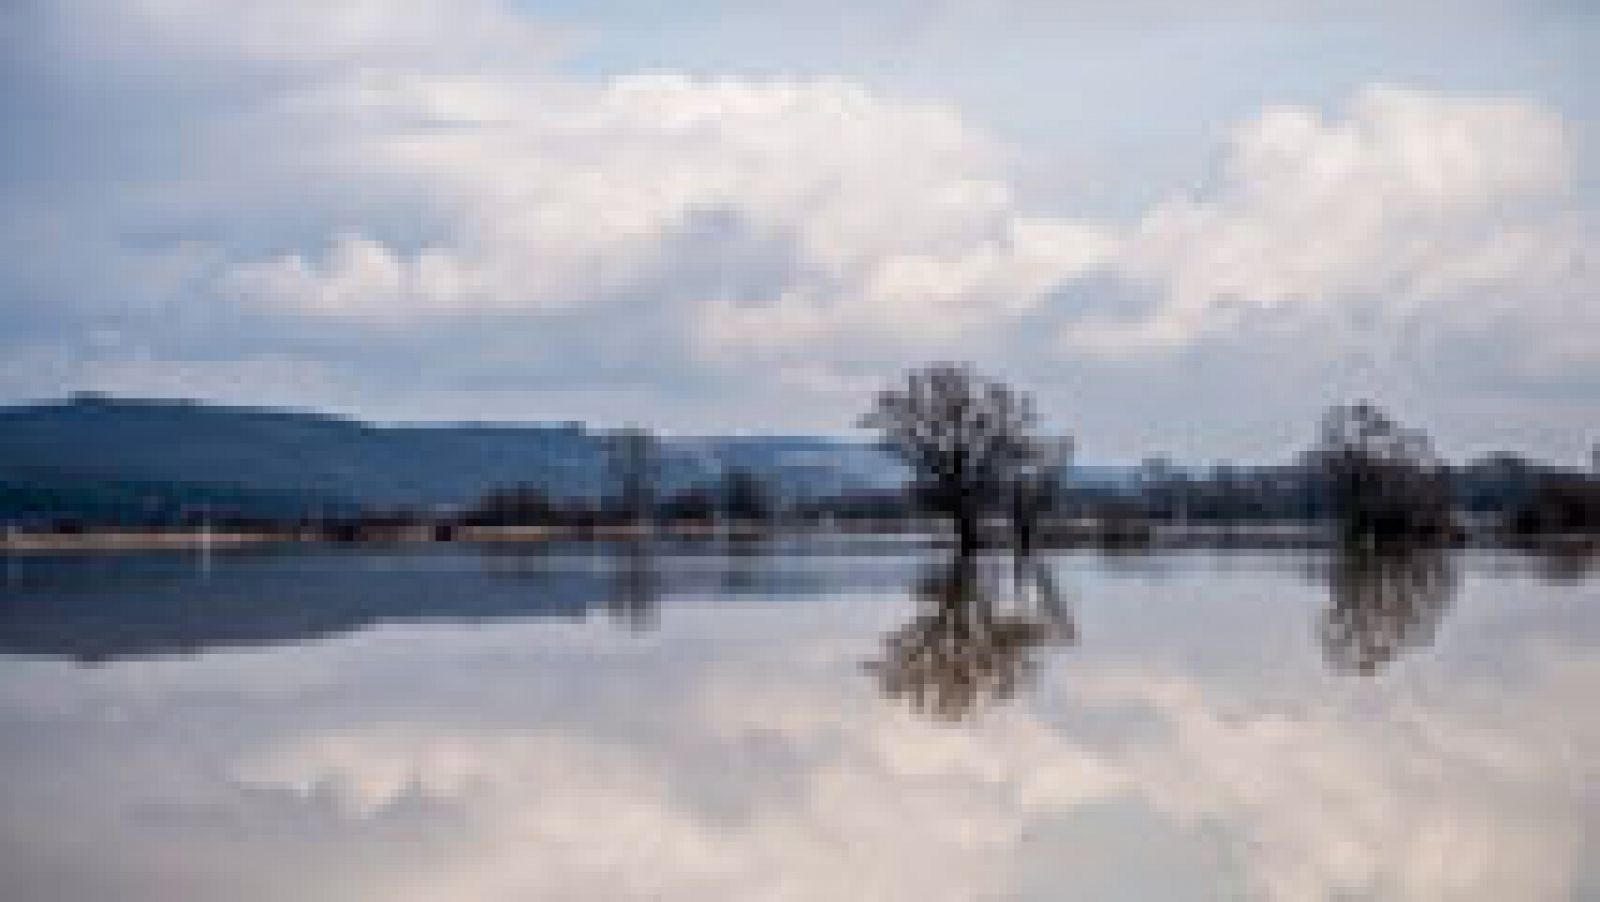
[1072,85,1594,363]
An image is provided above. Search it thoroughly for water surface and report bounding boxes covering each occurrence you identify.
[0,544,1595,900]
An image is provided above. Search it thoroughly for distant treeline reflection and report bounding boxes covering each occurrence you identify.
[0,535,1570,731]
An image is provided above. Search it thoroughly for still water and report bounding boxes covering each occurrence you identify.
[0,543,1595,901]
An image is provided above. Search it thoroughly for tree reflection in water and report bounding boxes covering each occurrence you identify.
[606,540,661,631]
[1515,539,1600,585]
[1320,544,1457,676]
[867,553,1077,722]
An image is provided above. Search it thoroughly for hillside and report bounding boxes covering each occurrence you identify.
[0,395,903,522]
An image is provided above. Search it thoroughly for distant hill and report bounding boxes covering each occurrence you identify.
[0,395,904,522]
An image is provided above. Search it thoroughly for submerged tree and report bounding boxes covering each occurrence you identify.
[861,363,1041,552]
[1305,402,1455,545]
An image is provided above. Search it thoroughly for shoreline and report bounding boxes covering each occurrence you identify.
[3,524,1594,556]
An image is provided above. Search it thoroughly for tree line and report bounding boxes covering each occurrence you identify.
[10,362,1594,546]
[455,362,1598,551]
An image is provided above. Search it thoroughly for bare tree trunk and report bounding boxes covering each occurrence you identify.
[1014,517,1034,558]
[955,511,980,554]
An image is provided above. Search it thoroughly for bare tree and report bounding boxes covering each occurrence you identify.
[1305,402,1454,545]
[1010,436,1073,556]
[861,363,1040,553]
[717,466,774,530]
[604,426,661,530]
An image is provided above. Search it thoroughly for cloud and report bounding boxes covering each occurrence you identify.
[1068,85,1593,361]
[145,21,1596,383]
[0,0,1595,455]
[213,65,1114,365]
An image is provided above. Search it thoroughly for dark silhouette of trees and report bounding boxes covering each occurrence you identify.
[717,467,773,524]
[861,363,1042,552]
[658,485,717,528]
[604,426,661,529]
[1009,436,1073,556]
[1305,402,1455,545]
[463,484,557,526]
[1135,457,1185,522]
[866,553,1076,721]
[1455,453,1539,519]
[1508,472,1600,537]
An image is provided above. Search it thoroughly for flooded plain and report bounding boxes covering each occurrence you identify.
[0,543,1595,901]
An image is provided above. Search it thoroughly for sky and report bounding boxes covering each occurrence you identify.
[0,0,1596,464]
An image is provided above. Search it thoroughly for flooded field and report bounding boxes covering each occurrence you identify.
[0,544,1595,900]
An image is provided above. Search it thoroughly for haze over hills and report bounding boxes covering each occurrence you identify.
[0,394,906,522]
